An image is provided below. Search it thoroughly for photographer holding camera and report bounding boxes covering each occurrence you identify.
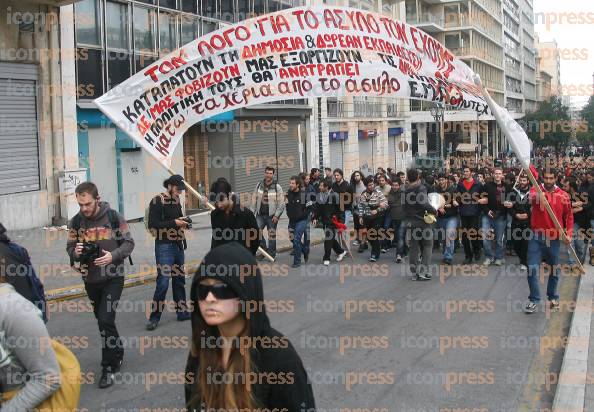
[145,174,192,332]
[66,182,135,389]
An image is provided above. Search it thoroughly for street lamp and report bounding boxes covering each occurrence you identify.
[430,102,445,161]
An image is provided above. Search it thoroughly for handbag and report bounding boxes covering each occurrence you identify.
[423,211,437,224]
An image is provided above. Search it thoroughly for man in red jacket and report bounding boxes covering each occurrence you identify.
[525,169,573,314]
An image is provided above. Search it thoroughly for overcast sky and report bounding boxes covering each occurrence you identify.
[533,0,594,108]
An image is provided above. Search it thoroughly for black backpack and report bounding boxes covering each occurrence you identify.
[70,209,133,266]
[0,241,48,323]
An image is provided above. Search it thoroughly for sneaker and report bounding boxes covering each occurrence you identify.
[443,258,452,265]
[463,257,473,265]
[336,251,347,262]
[99,367,115,389]
[177,312,191,322]
[395,254,403,263]
[524,301,537,314]
[353,240,360,246]
[357,244,366,253]
[474,252,482,262]
[550,299,560,311]
[323,260,330,266]
[416,274,431,281]
[519,264,528,272]
[145,320,158,331]
[483,258,493,266]
[381,248,387,254]
[292,262,301,268]
[369,256,377,262]
[494,259,504,266]
[113,359,123,373]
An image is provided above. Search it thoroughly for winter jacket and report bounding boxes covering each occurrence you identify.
[529,184,574,240]
[312,190,343,228]
[147,192,186,244]
[455,179,484,217]
[509,186,531,228]
[185,243,315,412]
[437,184,458,218]
[251,180,285,218]
[66,202,135,283]
[285,189,308,222]
[404,181,438,223]
[210,201,260,255]
[388,187,405,220]
[331,179,354,211]
[481,181,512,217]
[358,188,388,218]
[0,283,61,412]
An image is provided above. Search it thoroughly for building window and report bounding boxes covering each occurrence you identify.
[181,0,197,13]
[105,1,129,50]
[203,0,216,18]
[134,7,157,54]
[202,19,217,36]
[220,0,234,22]
[159,12,177,54]
[159,0,178,10]
[135,54,157,73]
[181,15,199,45]
[253,0,265,15]
[108,51,131,89]
[77,48,104,99]
[75,0,101,46]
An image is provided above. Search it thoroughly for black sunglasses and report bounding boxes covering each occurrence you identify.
[197,283,238,300]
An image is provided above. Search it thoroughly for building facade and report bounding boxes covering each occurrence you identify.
[72,0,310,216]
[535,35,562,98]
[0,0,80,230]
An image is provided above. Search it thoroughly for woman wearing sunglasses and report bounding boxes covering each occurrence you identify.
[185,242,315,411]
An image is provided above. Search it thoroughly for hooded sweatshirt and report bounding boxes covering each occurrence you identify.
[404,181,437,223]
[185,243,315,412]
[66,202,135,283]
[530,184,574,240]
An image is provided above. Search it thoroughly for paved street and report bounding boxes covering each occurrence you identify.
[45,243,579,411]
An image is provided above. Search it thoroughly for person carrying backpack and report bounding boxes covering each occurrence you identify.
[0,223,47,322]
[145,174,192,332]
[66,182,134,389]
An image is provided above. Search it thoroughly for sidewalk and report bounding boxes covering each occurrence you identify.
[6,213,325,299]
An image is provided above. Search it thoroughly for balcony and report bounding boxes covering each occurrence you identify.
[451,47,503,69]
[354,98,383,118]
[408,12,444,33]
[327,100,347,118]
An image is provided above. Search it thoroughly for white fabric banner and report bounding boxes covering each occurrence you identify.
[94,6,497,168]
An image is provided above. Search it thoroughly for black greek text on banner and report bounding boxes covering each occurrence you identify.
[94,6,493,168]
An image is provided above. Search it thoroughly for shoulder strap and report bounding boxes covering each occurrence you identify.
[108,209,133,265]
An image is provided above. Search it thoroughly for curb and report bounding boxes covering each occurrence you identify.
[45,236,326,302]
[552,266,593,411]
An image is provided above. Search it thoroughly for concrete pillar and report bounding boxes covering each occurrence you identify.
[60,4,79,170]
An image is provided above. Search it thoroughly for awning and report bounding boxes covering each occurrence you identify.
[329,131,348,141]
[388,127,404,137]
[455,143,478,152]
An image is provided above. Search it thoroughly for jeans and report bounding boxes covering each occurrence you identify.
[391,219,406,256]
[364,214,383,259]
[256,214,277,257]
[527,233,561,303]
[511,224,529,266]
[460,215,482,259]
[288,219,310,264]
[84,276,124,368]
[437,216,458,260]
[149,243,189,322]
[481,214,507,260]
[408,221,434,277]
[568,223,588,265]
[381,212,392,249]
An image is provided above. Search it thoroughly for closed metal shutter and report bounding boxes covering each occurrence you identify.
[233,120,275,199]
[329,139,344,170]
[0,62,40,195]
[359,137,373,177]
[274,120,301,188]
[232,118,301,200]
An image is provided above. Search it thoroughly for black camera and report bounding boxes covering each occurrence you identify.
[79,241,101,267]
[181,216,193,229]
